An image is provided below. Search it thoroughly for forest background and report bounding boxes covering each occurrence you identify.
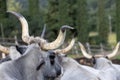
[0,0,120,47]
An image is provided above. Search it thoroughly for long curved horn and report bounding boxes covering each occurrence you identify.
[54,28,77,54]
[7,11,30,44]
[78,42,92,59]
[42,25,74,50]
[7,11,47,45]
[0,45,9,54]
[107,42,120,58]
[54,37,75,54]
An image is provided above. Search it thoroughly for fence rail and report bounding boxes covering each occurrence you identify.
[0,37,25,46]
[0,37,118,58]
[71,42,117,56]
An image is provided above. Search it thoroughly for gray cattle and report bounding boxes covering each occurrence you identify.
[55,56,100,80]
[55,50,117,80]
[0,43,62,80]
[54,40,119,80]
[79,42,120,80]
[52,38,101,80]
[0,11,75,80]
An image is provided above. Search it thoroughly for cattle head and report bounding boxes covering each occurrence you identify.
[38,50,62,79]
[78,42,120,68]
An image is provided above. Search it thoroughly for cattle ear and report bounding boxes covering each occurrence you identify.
[105,56,109,59]
[15,45,22,54]
[64,54,67,57]
[91,56,96,64]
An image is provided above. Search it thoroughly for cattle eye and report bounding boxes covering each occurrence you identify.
[49,55,55,59]
[49,54,55,65]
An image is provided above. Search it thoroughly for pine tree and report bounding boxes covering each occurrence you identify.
[115,0,120,42]
[0,0,7,22]
[45,0,59,40]
[97,0,109,44]
[67,0,77,27]
[0,0,7,37]
[76,0,89,43]
[45,0,59,29]
[58,0,69,26]
[28,0,44,36]
[28,0,39,17]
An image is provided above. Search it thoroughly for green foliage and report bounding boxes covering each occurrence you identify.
[67,0,77,27]
[28,0,39,16]
[0,16,20,38]
[58,0,69,26]
[0,0,119,45]
[45,0,59,40]
[115,0,120,42]
[0,0,7,21]
[27,0,45,36]
[7,0,22,12]
[97,0,109,44]
[0,0,7,37]
[76,0,89,44]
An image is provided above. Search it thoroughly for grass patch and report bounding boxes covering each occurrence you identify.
[108,33,116,45]
[89,32,98,37]
[89,32,116,45]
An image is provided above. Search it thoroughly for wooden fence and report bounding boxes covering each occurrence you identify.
[71,42,116,56]
[0,37,117,59]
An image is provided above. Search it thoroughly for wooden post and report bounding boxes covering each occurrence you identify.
[14,35,19,45]
[100,43,104,54]
[86,42,91,54]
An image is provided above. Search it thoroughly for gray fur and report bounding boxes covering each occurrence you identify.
[56,56,119,80]
[93,57,119,80]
